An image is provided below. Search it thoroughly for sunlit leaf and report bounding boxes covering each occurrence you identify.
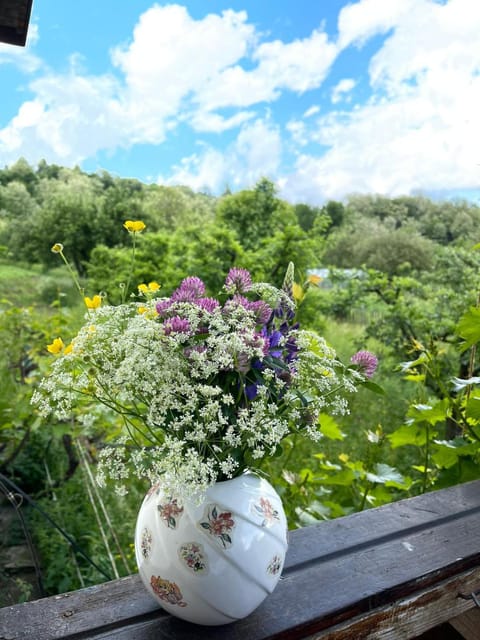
[457,307,480,351]
[319,469,356,486]
[407,398,450,425]
[319,413,345,440]
[366,463,406,488]
[389,423,429,448]
[451,376,480,391]
[465,397,480,422]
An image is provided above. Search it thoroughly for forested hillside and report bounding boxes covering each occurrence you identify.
[1,157,480,602]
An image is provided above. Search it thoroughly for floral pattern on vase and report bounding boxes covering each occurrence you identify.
[157,498,184,529]
[252,496,280,527]
[135,474,289,625]
[266,554,282,576]
[140,527,153,559]
[150,575,187,607]
[178,542,209,574]
[198,504,235,549]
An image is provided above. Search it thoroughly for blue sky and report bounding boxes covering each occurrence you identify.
[1,0,479,204]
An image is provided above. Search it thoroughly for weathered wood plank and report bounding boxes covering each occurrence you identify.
[449,607,480,640]
[300,566,480,640]
[0,480,479,640]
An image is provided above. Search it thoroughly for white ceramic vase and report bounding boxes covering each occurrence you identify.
[134,472,288,625]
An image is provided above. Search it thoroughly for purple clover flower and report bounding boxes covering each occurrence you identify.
[171,277,206,302]
[155,299,172,316]
[249,300,272,324]
[225,268,252,293]
[163,316,191,335]
[195,297,220,313]
[223,295,272,326]
[350,350,378,378]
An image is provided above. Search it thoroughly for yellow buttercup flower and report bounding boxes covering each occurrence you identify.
[339,453,349,463]
[84,295,102,309]
[307,274,322,286]
[292,282,304,302]
[51,243,64,254]
[138,305,157,319]
[64,343,73,355]
[138,281,161,295]
[47,338,64,355]
[124,220,146,233]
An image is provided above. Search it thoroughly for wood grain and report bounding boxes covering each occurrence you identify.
[1,480,479,640]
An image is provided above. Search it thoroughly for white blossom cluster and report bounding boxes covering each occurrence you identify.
[32,282,364,499]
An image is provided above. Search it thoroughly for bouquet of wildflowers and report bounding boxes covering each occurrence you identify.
[32,263,376,499]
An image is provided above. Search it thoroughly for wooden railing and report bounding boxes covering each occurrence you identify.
[1,480,480,639]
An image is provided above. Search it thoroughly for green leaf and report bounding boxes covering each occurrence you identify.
[361,380,386,395]
[465,397,480,422]
[319,468,356,486]
[295,508,321,527]
[457,307,480,351]
[272,444,284,457]
[406,398,450,425]
[399,353,428,372]
[319,413,345,440]
[366,463,407,488]
[452,377,480,391]
[431,445,460,469]
[403,373,426,383]
[388,423,428,448]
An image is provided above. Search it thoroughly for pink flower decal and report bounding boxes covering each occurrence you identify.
[178,542,208,574]
[199,504,235,548]
[252,497,280,527]
[157,498,184,529]
[150,575,187,607]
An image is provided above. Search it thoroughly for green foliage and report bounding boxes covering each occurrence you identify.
[217,178,297,252]
[3,159,480,599]
[324,226,434,275]
[29,466,144,595]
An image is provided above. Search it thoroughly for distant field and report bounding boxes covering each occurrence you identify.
[0,262,80,307]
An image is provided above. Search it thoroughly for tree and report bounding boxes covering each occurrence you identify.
[0,158,38,195]
[216,178,296,251]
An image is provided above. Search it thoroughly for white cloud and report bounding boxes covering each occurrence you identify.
[281,0,480,202]
[337,0,416,49]
[303,105,320,118]
[331,78,356,103]
[285,119,308,147]
[0,5,338,167]
[160,118,282,192]
[367,0,480,90]
[2,0,479,204]
[111,5,256,138]
[195,28,337,112]
[190,110,255,133]
[0,72,126,164]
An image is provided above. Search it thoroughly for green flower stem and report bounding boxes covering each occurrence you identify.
[122,232,137,304]
[359,481,372,511]
[57,248,84,298]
